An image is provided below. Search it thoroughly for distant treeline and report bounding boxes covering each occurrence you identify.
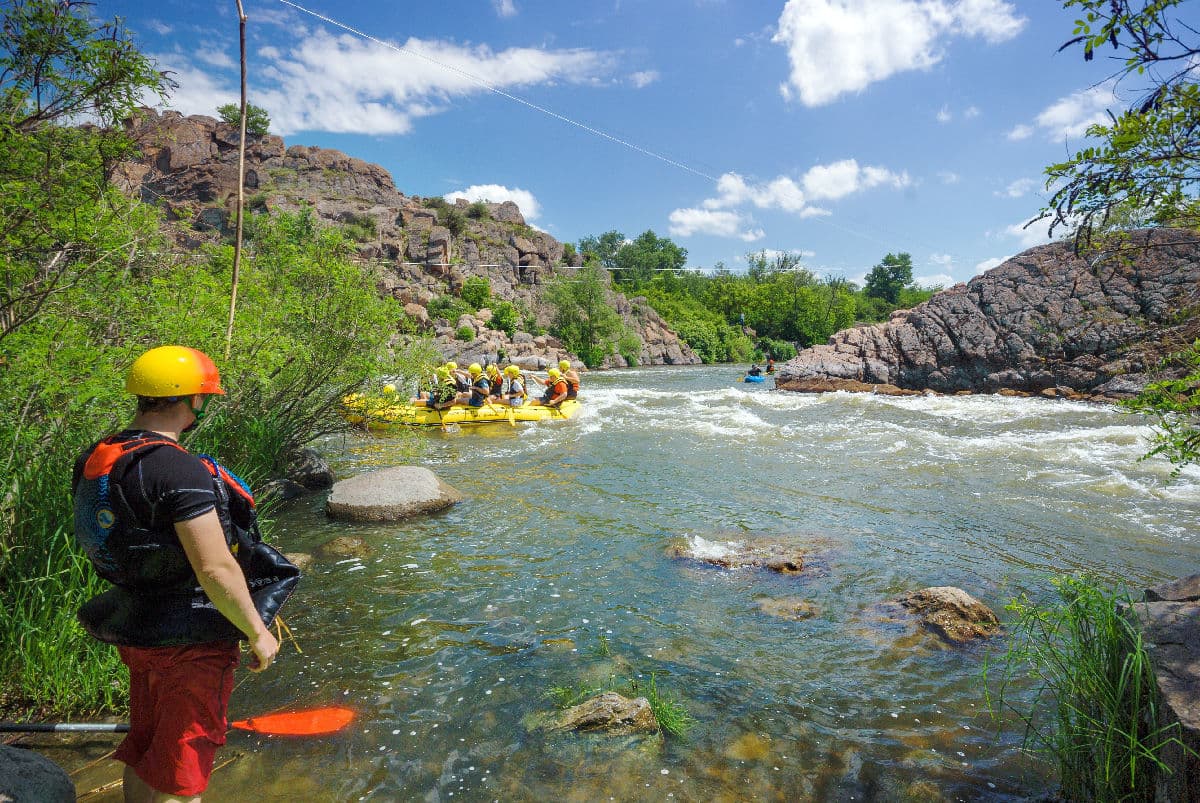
[572,230,939,363]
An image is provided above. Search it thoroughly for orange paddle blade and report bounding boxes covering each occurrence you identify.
[230,706,355,736]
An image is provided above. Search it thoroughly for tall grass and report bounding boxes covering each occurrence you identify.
[986,574,1189,801]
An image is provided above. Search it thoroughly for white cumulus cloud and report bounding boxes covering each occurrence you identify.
[668,208,764,241]
[445,184,541,221]
[1009,82,1118,144]
[772,0,1025,106]
[493,0,517,17]
[802,159,910,201]
[154,29,613,136]
[671,161,906,242]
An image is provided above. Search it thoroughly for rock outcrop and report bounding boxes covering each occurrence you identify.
[777,229,1200,399]
[1131,573,1200,803]
[113,109,699,369]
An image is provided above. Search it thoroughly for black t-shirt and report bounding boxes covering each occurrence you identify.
[73,430,216,534]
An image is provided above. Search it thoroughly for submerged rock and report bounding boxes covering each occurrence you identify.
[895,587,1000,645]
[326,465,463,522]
[756,596,820,620]
[314,536,370,560]
[548,692,659,735]
[667,537,804,575]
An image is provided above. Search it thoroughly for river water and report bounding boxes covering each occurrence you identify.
[70,366,1200,801]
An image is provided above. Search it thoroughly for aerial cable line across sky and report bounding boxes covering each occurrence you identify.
[277,0,716,182]
[276,0,952,272]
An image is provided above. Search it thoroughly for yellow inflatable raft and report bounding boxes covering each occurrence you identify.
[343,396,580,430]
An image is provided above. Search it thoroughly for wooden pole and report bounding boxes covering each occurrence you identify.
[224,0,248,360]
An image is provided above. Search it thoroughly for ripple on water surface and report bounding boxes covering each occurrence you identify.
[60,367,1200,801]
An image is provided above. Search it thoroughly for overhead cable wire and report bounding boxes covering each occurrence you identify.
[277,0,716,181]
[276,0,952,269]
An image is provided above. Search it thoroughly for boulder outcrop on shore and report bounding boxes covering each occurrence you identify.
[777,229,1200,399]
[112,108,700,369]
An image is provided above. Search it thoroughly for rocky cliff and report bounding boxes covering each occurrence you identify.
[776,228,1200,399]
[111,108,699,369]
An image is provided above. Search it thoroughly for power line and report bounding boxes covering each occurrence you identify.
[277,0,716,182]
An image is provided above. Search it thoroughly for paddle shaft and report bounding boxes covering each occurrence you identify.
[1,722,129,733]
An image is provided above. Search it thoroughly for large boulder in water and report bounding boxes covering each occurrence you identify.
[326,466,463,522]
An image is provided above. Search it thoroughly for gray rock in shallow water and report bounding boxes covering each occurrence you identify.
[0,744,75,802]
[326,466,463,522]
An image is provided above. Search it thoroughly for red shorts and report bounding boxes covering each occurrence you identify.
[114,641,240,796]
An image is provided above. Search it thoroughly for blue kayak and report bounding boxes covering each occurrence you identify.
[743,374,765,383]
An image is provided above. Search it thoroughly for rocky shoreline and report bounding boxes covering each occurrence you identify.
[776,229,1200,400]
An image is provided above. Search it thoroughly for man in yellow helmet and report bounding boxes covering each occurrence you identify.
[502,364,527,407]
[461,362,491,407]
[558,358,581,400]
[531,367,568,407]
[485,363,505,402]
[72,346,281,802]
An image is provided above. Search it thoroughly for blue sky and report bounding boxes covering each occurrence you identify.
[97,0,1173,287]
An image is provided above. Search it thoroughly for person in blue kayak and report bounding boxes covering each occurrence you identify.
[748,363,762,377]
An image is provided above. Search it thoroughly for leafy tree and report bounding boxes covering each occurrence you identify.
[578,230,625,270]
[612,230,687,289]
[1044,0,1200,244]
[1,0,172,343]
[1042,0,1200,470]
[863,253,914,304]
[543,263,626,367]
[216,102,271,135]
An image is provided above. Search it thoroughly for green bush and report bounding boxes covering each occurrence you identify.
[491,300,519,337]
[757,336,797,362]
[456,325,476,341]
[466,201,490,220]
[0,207,415,717]
[427,294,472,323]
[461,276,491,309]
[441,206,467,236]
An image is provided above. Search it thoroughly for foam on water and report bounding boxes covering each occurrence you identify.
[683,534,743,561]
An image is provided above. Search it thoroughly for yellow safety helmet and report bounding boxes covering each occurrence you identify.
[445,362,457,371]
[468,363,482,376]
[547,367,561,379]
[126,346,225,397]
[558,359,571,372]
[486,364,501,376]
[505,365,520,377]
